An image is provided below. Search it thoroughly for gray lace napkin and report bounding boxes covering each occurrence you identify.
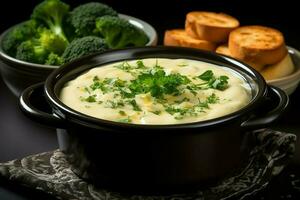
[0,129,296,200]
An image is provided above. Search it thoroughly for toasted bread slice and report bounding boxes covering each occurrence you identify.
[216,44,231,57]
[164,29,216,51]
[229,25,287,65]
[261,53,294,80]
[215,44,264,71]
[185,11,239,43]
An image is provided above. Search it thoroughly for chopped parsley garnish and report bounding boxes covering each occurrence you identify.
[198,70,229,90]
[151,110,161,115]
[128,69,190,99]
[127,99,141,111]
[90,80,108,93]
[119,110,126,116]
[105,100,125,109]
[207,93,219,104]
[174,97,190,104]
[81,95,96,102]
[198,70,214,81]
[136,60,147,69]
[80,61,230,121]
[164,94,219,119]
[117,117,132,123]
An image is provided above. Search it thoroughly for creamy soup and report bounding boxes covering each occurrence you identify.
[60,58,251,124]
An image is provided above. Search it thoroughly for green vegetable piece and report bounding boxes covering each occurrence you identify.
[198,70,214,81]
[45,53,64,65]
[16,40,49,64]
[197,70,229,91]
[128,99,142,111]
[151,110,161,115]
[2,20,37,57]
[129,69,190,99]
[62,36,108,63]
[31,0,70,43]
[68,2,118,37]
[95,16,149,49]
[117,117,132,123]
[38,28,68,55]
[211,76,229,90]
[119,110,126,116]
[85,95,96,102]
[207,93,219,104]
[136,60,146,69]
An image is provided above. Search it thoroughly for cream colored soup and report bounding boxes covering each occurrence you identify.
[60,58,251,124]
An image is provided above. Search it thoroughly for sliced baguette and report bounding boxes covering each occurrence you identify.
[216,44,231,57]
[164,29,216,51]
[215,44,264,71]
[185,11,239,43]
[261,53,294,80]
[229,25,287,65]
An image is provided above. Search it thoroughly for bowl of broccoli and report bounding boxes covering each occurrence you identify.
[0,0,157,96]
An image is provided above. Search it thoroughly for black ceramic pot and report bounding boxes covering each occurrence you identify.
[19,46,288,193]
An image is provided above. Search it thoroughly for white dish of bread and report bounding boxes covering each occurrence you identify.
[164,11,300,95]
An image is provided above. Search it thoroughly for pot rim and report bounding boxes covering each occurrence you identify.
[43,46,267,130]
[0,14,157,70]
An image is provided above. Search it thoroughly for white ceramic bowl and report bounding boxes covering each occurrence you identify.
[267,47,300,95]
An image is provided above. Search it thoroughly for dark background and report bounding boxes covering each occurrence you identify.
[1,0,300,199]
[0,0,299,48]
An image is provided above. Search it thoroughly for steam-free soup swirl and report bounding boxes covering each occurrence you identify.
[60,58,251,124]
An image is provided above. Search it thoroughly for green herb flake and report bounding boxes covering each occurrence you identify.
[117,117,132,123]
[129,69,191,99]
[136,60,146,69]
[84,86,91,94]
[119,110,126,116]
[85,95,96,102]
[197,70,229,91]
[174,97,190,104]
[80,95,96,103]
[93,76,100,82]
[106,100,125,109]
[198,70,214,81]
[151,110,161,115]
[177,63,188,67]
[207,93,219,104]
[128,99,142,111]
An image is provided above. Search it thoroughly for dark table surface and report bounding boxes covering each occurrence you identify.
[1,1,300,199]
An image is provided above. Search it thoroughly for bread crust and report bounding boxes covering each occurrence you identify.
[216,44,231,57]
[164,29,216,51]
[229,25,287,65]
[185,11,239,43]
[215,44,264,71]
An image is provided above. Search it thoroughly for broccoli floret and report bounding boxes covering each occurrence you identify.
[15,28,67,64]
[38,28,68,55]
[2,20,37,57]
[68,2,118,37]
[16,40,49,64]
[62,36,108,63]
[45,53,64,65]
[94,16,149,49]
[31,0,69,42]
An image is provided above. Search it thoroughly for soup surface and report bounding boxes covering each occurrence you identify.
[60,58,251,124]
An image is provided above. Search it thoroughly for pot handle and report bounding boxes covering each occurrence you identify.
[19,82,65,128]
[241,86,289,130]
